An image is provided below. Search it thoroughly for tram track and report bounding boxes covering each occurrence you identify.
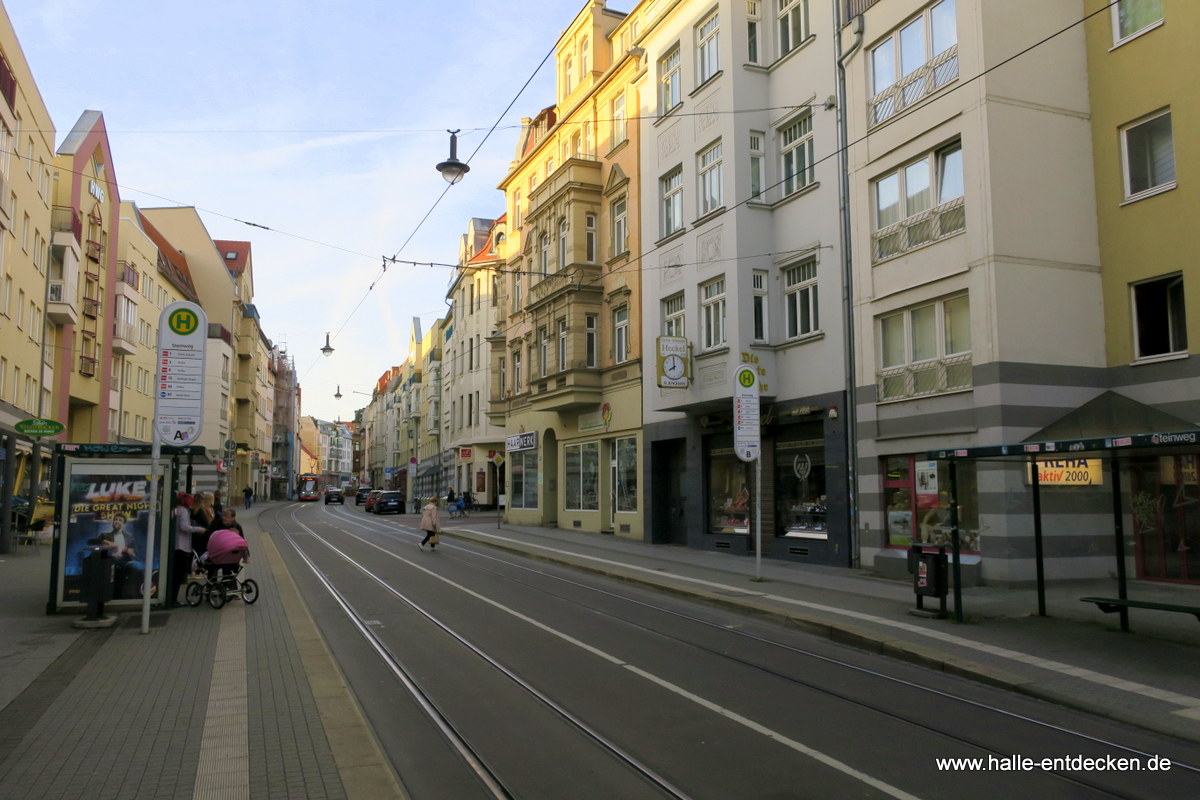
[267,502,1200,799]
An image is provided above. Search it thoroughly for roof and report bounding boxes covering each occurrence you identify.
[136,209,201,302]
[214,240,250,276]
[1027,391,1195,442]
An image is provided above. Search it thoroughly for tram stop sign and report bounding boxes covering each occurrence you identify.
[733,366,760,463]
[154,301,208,446]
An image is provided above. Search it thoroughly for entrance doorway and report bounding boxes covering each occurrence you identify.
[651,439,687,545]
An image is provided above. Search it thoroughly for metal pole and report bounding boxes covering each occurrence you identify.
[949,460,963,622]
[141,435,161,634]
[755,456,762,581]
[1031,456,1046,616]
[1111,457,1129,632]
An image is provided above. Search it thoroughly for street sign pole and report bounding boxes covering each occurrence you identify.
[733,366,762,581]
[142,301,208,633]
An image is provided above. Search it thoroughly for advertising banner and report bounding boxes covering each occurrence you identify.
[57,460,169,607]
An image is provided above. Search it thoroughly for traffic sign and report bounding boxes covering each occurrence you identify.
[154,301,208,446]
[733,366,760,463]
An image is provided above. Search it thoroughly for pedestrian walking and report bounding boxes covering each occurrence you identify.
[446,486,456,506]
[419,498,441,551]
[243,485,253,510]
[172,493,204,607]
[212,489,223,514]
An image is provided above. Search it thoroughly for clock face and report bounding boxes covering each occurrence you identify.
[663,354,685,379]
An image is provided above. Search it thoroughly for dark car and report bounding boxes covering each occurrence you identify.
[356,487,372,505]
[324,488,344,505]
[374,491,404,514]
[364,490,382,512]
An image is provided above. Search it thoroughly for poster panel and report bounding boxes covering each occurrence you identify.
[57,460,170,608]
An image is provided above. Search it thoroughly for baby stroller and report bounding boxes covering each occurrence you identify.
[185,528,259,609]
[448,496,470,519]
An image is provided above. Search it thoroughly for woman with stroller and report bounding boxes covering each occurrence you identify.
[419,498,441,551]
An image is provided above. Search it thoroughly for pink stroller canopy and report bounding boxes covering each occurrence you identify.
[207,528,249,564]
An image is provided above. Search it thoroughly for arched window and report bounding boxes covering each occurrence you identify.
[557,218,568,271]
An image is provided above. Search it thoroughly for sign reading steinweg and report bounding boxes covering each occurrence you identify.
[155,301,208,446]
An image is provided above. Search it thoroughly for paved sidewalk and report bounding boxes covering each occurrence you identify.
[0,502,404,800]
[442,514,1200,746]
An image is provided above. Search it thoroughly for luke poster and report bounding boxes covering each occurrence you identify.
[58,461,168,606]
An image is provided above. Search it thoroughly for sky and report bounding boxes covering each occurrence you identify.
[8,0,594,423]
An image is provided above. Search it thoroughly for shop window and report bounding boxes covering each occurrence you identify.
[776,431,825,538]
[882,455,979,550]
[565,442,600,511]
[710,445,752,534]
[510,450,539,509]
[615,437,638,512]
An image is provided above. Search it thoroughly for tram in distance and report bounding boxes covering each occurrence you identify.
[297,474,322,501]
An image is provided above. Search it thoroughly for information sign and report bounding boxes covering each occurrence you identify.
[154,301,208,446]
[733,366,760,463]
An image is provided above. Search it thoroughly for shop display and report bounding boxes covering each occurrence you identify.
[785,498,828,538]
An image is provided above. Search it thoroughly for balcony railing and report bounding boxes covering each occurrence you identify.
[0,52,15,113]
[85,239,103,262]
[117,261,140,290]
[82,296,101,318]
[79,355,98,377]
[871,196,965,263]
[877,352,972,402]
[52,206,83,244]
[869,46,959,127]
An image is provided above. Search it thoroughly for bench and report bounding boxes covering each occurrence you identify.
[1081,597,1200,622]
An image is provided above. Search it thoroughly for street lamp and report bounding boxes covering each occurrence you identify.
[435,129,470,185]
[320,332,334,357]
[334,384,343,400]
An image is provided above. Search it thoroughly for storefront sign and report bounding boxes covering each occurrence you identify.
[657,336,690,388]
[506,431,537,452]
[1026,458,1103,486]
[733,366,760,463]
[459,448,473,460]
[15,418,65,436]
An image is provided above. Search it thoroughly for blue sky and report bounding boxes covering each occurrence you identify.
[9,0,590,422]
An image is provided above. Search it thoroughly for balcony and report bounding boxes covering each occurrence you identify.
[528,156,602,218]
[528,363,603,413]
[116,261,140,298]
[85,239,103,262]
[52,206,83,246]
[47,276,79,326]
[112,320,137,355]
[871,196,965,263]
[79,355,98,377]
[82,296,101,318]
[527,265,603,310]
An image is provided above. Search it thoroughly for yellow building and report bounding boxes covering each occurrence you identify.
[0,7,56,493]
[492,1,644,536]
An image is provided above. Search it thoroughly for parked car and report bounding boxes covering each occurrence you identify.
[324,488,344,505]
[364,490,382,512]
[373,490,404,514]
[356,487,372,505]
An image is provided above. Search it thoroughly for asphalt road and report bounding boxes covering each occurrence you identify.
[266,502,1200,800]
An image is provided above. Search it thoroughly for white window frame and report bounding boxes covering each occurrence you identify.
[558,318,568,370]
[749,131,765,200]
[663,293,685,337]
[698,11,720,85]
[539,233,549,276]
[658,45,682,114]
[783,261,818,339]
[752,271,768,342]
[611,196,628,255]
[512,350,522,393]
[661,166,684,238]
[699,140,723,215]
[700,277,727,351]
[1112,0,1163,45]
[778,0,810,57]
[513,271,522,312]
[780,116,813,197]
[558,217,568,271]
[585,213,596,262]
[613,305,630,364]
[1131,272,1187,360]
[611,93,627,146]
[1121,109,1175,201]
[585,314,598,368]
[877,294,972,401]
[869,0,958,125]
[747,0,761,64]
[872,141,964,262]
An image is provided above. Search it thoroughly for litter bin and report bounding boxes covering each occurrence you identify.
[81,546,114,621]
[909,544,948,617]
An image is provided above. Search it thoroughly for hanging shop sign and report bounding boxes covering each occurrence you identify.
[15,418,65,436]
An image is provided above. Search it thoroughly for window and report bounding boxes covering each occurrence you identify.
[499,357,507,395]
[700,278,727,350]
[877,294,971,400]
[585,314,598,367]
[614,306,629,363]
[614,437,638,512]
[539,327,549,376]
[585,213,597,262]
[611,196,628,255]
[747,0,761,64]
[580,38,590,78]
[749,131,765,200]
[1113,0,1163,43]
[565,442,600,511]
[564,54,575,95]
[780,116,813,197]
[752,271,768,342]
[658,46,682,114]
[513,190,522,227]
[611,93,627,146]
[698,12,720,84]
[558,318,568,370]
[778,0,809,57]
[873,142,964,261]
[663,293,685,337]
[510,449,539,509]
[869,0,958,124]
[512,350,522,393]
[513,271,522,311]
[661,166,684,238]
[558,218,568,271]
[539,233,549,276]
[1133,273,1186,359]
[1122,110,1175,200]
[784,261,818,338]
[699,141,723,214]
